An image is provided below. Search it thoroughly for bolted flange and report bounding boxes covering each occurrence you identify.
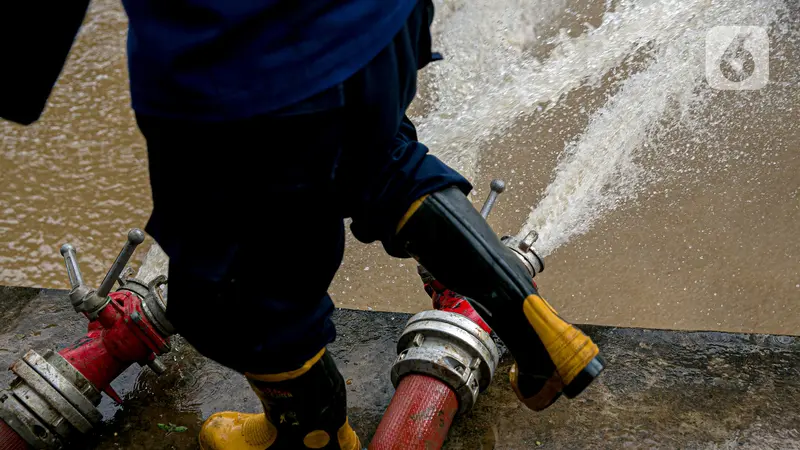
[0,350,102,449]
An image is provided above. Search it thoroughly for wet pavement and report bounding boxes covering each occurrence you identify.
[2,286,798,449]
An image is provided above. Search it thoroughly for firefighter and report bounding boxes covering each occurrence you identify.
[2,0,602,448]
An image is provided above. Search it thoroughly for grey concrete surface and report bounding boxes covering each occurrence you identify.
[1,286,799,449]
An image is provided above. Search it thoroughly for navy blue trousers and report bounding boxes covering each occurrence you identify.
[136,0,471,374]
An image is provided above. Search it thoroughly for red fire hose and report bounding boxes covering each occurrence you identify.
[370,280,497,450]
[0,419,28,450]
[370,374,459,450]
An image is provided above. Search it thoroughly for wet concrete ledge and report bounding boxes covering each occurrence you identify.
[1,286,799,449]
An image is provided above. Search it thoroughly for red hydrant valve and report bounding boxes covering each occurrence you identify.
[0,229,174,450]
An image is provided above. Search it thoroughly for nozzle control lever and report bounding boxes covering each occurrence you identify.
[479,179,505,219]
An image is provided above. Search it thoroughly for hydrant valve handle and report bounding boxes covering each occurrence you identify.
[60,243,84,290]
[96,229,145,299]
[60,229,146,316]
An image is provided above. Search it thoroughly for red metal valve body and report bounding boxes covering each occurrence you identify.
[426,280,491,333]
[58,290,170,401]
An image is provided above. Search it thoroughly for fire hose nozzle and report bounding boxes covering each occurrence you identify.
[476,178,544,276]
[502,230,544,278]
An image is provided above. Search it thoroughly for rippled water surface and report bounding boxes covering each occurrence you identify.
[2,0,798,334]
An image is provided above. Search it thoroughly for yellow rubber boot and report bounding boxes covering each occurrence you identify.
[199,412,277,450]
[394,187,604,410]
[199,349,361,450]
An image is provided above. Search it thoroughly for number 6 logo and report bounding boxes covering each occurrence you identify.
[705,26,769,90]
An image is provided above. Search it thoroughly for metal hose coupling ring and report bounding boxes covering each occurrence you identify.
[502,230,545,277]
[390,310,501,414]
[119,275,174,338]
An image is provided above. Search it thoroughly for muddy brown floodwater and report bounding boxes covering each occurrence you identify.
[1,0,799,335]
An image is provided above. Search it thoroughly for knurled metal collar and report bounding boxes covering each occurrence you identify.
[391,310,500,415]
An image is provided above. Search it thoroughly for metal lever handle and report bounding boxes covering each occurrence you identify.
[96,229,145,299]
[479,179,506,219]
[60,244,84,290]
